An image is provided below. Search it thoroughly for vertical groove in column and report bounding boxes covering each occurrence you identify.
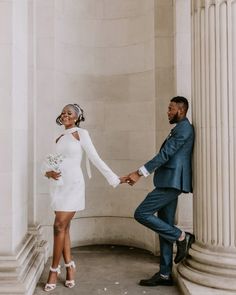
[205,4,212,245]
[227,0,234,248]
[208,4,218,245]
[197,6,202,242]
[198,7,202,242]
[215,2,223,246]
[219,2,230,247]
[192,7,198,237]
[194,6,202,241]
[200,8,207,244]
[231,0,236,247]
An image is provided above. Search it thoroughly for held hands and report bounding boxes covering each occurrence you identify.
[119,171,141,186]
[45,170,61,180]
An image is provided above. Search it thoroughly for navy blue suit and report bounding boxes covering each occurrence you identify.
[134,117,194,275]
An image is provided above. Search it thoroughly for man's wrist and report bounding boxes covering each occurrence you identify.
[137,169,143,176]
[138,166,150,177]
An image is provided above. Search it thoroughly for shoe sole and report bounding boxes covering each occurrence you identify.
[139,281,174,287]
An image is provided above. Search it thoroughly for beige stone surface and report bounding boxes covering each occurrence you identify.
[0,2,11,43]
[155,3,173,37]
[35,245,180,295]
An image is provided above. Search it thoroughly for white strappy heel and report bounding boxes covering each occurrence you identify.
[44,265,61,292]
[64,260,76,288]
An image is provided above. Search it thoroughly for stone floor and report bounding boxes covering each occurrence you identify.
[34,245,181,295]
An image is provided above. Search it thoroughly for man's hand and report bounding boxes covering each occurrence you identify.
[119,176,135,185]
[127,171,141,186]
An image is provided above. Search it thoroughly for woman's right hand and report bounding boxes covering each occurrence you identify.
[45,170,61,180]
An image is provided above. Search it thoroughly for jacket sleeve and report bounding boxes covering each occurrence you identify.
[144,123,193,174]
[79,129,120,188]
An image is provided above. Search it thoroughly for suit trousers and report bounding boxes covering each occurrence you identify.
[134,187,182,275]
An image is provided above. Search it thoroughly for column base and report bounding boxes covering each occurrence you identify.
[175,242,236,292]
[0,225,49,295]
[174,267,234,295]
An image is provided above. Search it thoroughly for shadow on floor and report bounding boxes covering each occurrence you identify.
[34,245,180,295]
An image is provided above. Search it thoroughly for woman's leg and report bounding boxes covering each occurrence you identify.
[46,211,75,285]
[62,222,75,281]
[62,221,72,263]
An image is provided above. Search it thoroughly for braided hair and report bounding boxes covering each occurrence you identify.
[56,103,85,127]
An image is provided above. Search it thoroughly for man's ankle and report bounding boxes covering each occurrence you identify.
[178,231,186,241]
[160,274,170,280]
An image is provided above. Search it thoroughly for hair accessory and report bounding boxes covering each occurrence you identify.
[56,103,85,127]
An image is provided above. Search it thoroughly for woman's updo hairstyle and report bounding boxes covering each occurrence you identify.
[56,103,85,127]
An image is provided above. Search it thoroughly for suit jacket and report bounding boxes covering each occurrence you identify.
[144,117,194,193]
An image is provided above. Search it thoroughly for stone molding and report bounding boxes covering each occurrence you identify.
[178,243,236,291]
[0,227,48,295]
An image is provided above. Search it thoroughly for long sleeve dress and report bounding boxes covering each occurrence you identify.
[44,127,120,212]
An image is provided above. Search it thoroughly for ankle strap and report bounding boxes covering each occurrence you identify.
[50,265,61,274]
[65,261,75,268]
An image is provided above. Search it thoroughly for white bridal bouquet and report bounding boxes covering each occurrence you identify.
[45,153,64,185]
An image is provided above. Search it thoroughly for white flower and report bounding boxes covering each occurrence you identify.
[46,153,64,171]
[44,153,64,186]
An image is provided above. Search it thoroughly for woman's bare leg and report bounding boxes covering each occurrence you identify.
[62,222,75,281]
[46,211,75,285]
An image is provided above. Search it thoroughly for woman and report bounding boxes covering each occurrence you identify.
[43,104,126,292]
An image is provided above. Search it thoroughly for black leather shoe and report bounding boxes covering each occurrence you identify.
[174,232,195,264]
[139,272,174,286]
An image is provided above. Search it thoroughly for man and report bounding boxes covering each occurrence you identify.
[127,96,195,286]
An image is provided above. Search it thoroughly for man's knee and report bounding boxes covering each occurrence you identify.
[134,208,145,223]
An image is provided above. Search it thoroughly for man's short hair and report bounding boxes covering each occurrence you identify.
[171,96,189,113]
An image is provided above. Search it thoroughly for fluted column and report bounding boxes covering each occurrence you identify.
[178,0,236,291]
[0,1,48,294]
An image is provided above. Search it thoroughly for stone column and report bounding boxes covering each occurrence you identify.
[0,1,47,294]
[178,0,236,292]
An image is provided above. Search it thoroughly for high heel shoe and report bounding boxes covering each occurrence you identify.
[44,265,61,292]
[64,260,76,288]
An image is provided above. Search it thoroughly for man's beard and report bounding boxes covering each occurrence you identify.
[169,113,179,124]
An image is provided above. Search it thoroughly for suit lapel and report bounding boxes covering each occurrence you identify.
[159,128,175,150]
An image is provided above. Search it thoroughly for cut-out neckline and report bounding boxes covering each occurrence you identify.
[64,127,79,134]
[71,131,80,141]
[56,127,80,143]
[64,127,80,140]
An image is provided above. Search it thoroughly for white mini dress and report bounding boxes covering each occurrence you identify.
[45,127,120,212]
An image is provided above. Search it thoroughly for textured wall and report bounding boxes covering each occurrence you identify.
[34,0,178,254]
